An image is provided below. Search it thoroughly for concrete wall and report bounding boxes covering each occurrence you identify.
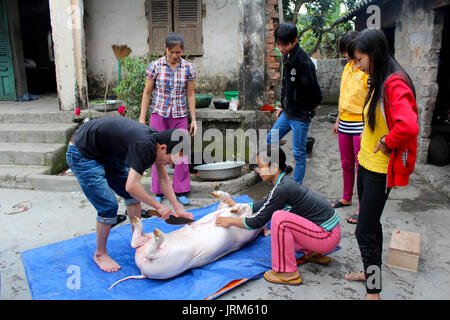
[394,0,444,163]
[49,0,88,111]
[316,58,346,105]
[84,0,241,97]
[238,0,266,110]
[84,0,148,97]
[191,0,241,95]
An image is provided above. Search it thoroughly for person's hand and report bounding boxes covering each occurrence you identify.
[155,204,174,220]
[174,207,194,220]
[276,108,283,119]
[374,136,391,156]
[189,119,198,136]
[230,203,251,216]
[215,216,231,228]
[332,120,339,137]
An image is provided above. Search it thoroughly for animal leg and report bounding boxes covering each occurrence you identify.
[108,274,147,290]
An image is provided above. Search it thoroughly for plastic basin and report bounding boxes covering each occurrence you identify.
[224,91,238,101]
[195,94,213,108]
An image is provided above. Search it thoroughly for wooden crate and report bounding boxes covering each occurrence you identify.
[387,230,420,272]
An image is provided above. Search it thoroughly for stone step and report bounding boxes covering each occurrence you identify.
[3,171,260,196]
[0,123,78,143]
[0,111,77,124]
[0,165,51,189]
[0,109,120,124]
[0,142,67,171]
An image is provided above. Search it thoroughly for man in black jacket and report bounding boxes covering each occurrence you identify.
[267,23,322,184]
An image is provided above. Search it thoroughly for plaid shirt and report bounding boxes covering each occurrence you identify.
[146,56,196,118]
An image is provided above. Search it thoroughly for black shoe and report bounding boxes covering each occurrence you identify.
[111,214,127,228]
[124,209,152,219]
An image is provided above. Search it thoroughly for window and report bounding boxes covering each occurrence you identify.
[146,0,203,55]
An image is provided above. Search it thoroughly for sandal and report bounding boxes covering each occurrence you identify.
[263,270,302,286]
[347,213,359,224]
[303,252,331,265]
[344,271,365,282]
[330,199,351,208]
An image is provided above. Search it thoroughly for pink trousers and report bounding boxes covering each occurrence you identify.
[338,133,360,202]
[150,112,190,194]
[270,210,341,273]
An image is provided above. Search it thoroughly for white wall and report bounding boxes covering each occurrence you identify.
[191,0,241,94]
[49,0,87,110]
[84,0,241,97]
[84,0,149,96]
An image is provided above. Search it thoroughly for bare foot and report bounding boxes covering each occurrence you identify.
[366,293,381,300]
[344,271,365,282]
[94,253,121,272]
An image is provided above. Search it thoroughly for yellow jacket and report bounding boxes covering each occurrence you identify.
[338,61,369,122]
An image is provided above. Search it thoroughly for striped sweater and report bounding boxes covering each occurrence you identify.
[243,173,339,231]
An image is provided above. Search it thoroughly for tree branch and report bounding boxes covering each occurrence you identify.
[292,0,305,24]
[299,25,343,56]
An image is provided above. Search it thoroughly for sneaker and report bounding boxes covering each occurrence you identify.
[155,196,163,203]
[176,195,190,206]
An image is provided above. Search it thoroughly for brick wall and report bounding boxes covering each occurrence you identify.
[316,58,347,105]
[265,0,281,105]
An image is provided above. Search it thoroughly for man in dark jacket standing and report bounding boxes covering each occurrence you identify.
[267,23,322,184]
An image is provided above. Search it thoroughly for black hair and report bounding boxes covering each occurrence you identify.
[156,129,190,154]
[259,145,293,174]
[165,32,184,49]
[348,28,416,131]
[338,30,359,55]
[274,23,298,45]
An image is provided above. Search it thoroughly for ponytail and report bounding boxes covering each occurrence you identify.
[284,165,293,174]
[260,145,292,174]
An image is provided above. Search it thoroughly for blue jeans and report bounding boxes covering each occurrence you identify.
[66,144,139,225]
[267,112,310,184]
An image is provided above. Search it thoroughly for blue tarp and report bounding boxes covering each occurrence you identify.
[21,195,340,300]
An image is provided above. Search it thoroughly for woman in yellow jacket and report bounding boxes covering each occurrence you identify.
[331,31,369,225]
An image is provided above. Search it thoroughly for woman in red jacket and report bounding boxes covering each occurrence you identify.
[344,29,419,300]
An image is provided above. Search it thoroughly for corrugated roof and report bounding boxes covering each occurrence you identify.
[330,0,385,28]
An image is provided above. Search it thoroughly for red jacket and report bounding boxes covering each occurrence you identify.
[382,72,419,188]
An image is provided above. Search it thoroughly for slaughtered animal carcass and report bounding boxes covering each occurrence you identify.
[108,195,262,289]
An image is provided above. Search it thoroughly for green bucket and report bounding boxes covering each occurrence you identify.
[224,91,238,101]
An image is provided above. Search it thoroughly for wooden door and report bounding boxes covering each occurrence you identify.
[147,0,173,55]
[0,0,16,100]
[174,0,202,55]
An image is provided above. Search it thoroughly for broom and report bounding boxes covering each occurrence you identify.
[112,44,132,86]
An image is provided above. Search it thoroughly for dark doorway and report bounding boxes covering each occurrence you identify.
[429,6,450,166]
[18,0,56,94]
[383,26,396,56]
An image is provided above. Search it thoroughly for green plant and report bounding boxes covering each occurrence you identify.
[282,0,363,58]
[112,52,162,121]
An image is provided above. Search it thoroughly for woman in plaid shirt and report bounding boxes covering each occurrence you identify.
[139,33,197,206]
